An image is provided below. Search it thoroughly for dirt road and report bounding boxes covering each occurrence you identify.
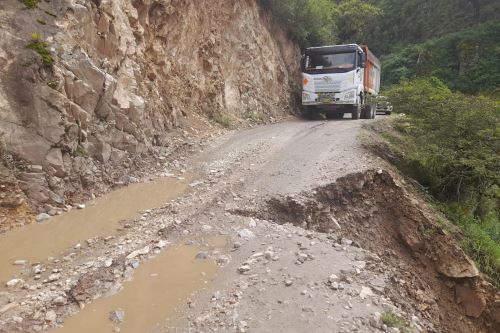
[0,118,495,333]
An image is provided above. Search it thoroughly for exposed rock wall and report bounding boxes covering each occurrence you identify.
[0,0,300,214]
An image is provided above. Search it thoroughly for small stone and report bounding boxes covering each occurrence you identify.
[238,264,251,274]
[201,224,213,232]
[284,279,293,287]
[6,279,23,288]
[233,242,241,249]
[341,238,353,246]
[109,309,125,324]
[74,243,81,250]
[13,260,28,266]
[238,229,255,240]
[76,204,86,209]
[331,282,339,290]
[195,252,208,260]
[126,246,151,259]
[370,312,381,328]
[328,274,339,283]
[359,286,374,299]
[297,252,309,263]
[104,258,113,267]
[238,320,248,332]
[264,251,274,260]
[45,310,57,322]
[12,316,23,323]
[36,213,51,223]
[53,296,67,305]
[248,219,257,228]
[48,273,61,282]
[155,240,168,249]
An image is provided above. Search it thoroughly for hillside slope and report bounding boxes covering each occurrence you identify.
[0,0,300,218]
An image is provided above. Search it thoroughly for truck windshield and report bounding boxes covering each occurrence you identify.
[305,53,356,72]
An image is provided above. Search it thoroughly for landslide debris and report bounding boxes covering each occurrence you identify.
[239,169,499,333]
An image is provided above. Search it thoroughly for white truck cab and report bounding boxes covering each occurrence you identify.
[301,44,380,120]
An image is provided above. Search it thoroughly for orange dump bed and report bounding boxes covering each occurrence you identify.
[361,45,381,95]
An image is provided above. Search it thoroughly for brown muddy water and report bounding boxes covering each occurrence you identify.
[0,177,189,285]
[50,243,218,333]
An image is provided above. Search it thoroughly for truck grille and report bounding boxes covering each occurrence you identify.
[313,78,342,93]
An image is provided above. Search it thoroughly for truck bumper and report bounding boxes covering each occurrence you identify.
[302,90,357,106]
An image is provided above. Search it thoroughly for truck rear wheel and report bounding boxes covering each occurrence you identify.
[361,104,376,119]
[370,104,376,119]
[351,105,361,120]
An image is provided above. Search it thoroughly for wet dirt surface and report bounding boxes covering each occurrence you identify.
[49,243,217,333]
[0,177,189,285]
[1,118,497,333]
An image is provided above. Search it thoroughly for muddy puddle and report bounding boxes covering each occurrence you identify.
[0,177,189,284]
[50,243,218,333]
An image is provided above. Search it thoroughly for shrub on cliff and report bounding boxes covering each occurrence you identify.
[383,77,500,283]
[386,78,499,210]
[260,0,336,47]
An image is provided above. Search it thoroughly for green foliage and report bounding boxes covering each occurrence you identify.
[441,204,500,285]
[261,0,386,48]
[382,78,500,285]
[386,78,500,204]
[260,0,337,47]
[364,0,500,55]
[27,33,53,67]
[333,0,382,43]
[213,113,233,128]
[20,0,39,9]
[381,23,500,94]
[381,311,407,329]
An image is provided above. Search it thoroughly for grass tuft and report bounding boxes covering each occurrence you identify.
[213,114,233,128]
[20,0,39,9]
[381,311,407,328]
[27,33,53,67]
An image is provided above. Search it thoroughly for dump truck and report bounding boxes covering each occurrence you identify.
[301,44,381,120]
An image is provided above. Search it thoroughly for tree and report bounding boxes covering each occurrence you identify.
[332,0,383,43]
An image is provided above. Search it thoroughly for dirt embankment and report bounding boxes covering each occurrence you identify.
[0,0,300,222]
[238,170,500,333]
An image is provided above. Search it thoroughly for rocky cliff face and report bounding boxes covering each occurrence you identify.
[0,0,300,220]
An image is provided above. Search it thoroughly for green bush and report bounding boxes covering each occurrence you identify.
[386,78,499,206]
[381,22,500,94]
[27,33,53,66]
[20,0,39,9]
[260,0,337,47]
[441,204,500,285]
[381,311,407,329]
[260,0,382,48]
[383,77,500,285]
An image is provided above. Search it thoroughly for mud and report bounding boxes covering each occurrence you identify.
[49,243,217,333]
[237,169,499,333]
[0,176,189,285]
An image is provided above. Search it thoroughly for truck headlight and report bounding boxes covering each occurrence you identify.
[343,91,355,100]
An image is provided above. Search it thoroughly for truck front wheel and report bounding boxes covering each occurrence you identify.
[351,105,361,120]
